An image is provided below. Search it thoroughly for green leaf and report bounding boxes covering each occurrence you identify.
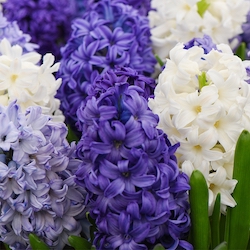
[68,235,92,250]
[219,214,226,243]
[235,42,246,60]
[210,193,221,249]
[197,0,210,17]
[67,125,80,143]
[155,54,164,68]
[213,241,228,250]
[189,170,210,249]
[86,212,96,225]
[152,244,165,250]
[29,234,49,250]
[4,243,11,250]
[224,130,250,249]
[86,212,96,242]
[198,71,208,90]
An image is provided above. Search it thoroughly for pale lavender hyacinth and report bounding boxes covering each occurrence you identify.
[0,101,86,250]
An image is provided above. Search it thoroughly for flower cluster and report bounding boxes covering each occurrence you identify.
[148,35,250,214]
[0,38,63,121]
[2,0,77,60]
[149,0,250,61]
[76,66,156,133]
[75,77,191,249]
[0,12,37,53]
[0,101,86,250]
[56,0,156,133]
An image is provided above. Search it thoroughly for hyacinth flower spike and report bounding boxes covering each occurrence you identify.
[0,101,87,250]
[75,67,192,250]
[56,0,156,134]
[149,34,250,215]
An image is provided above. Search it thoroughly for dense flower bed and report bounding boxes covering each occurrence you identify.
[0,0,250,249]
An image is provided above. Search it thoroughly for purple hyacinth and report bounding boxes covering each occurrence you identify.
[0,101,86,250]
[2,0,77,60]
[75,81,192,250]
[74,0,87,17]
[56,0,156,134]
[184,34,217,54]
[75,66,156,132]
[0,12,37,53]
[116,0,152,16]
[78,0,152,16]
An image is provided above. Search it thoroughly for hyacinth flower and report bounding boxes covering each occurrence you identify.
[0,101,86,250]
[77,0,152,16]
[148,34,250,215]
[111,0,152,16]
[75,74,192,249]
[148,0,250,62]
[56,0,156,135]
[2,0,77,60]
[0,12,38,53]
[75,66,156,129]
[0,37,64,122]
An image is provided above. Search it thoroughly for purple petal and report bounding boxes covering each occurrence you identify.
[104,178,125,198]
[131,175,155,188]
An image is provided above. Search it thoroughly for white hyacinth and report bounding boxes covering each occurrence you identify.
[0,38,63,121]
[149,0,250,62]
[148,41,250,214]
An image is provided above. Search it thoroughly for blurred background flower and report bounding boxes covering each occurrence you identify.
[0,12,37,53]
[2,0,78,60]
[78,0,152,16]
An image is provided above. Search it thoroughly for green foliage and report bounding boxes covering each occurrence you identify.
[235,42,246,60]
[224,130,250,249]
[189,170,210,249]
[155,54,164,68]
[3,242,11,250]
[213,241,227,250]
[188,130,250,250]
[152,244,165,250]
[197,0,210,17]
[29,234,49,250]
[67,125,80,143]
[68,235,93,250]
[198,71,208,90]
[210,193,221,249]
